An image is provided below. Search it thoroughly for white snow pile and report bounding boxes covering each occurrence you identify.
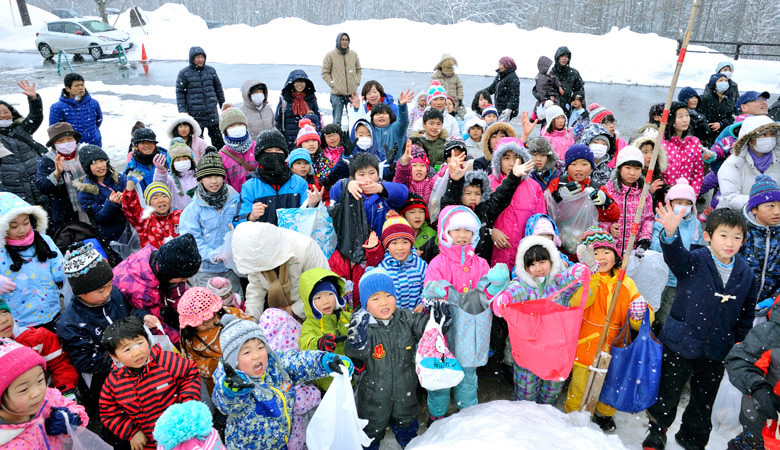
[2,2,779,93]
[407,400,626,449]
[0,1,57,51]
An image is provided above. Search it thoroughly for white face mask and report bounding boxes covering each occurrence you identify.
[356,136,372,150]
[55,141,78,155]
[753,136,777,154]
[589,143,608,160]
[721,70,733,79]
[251,93,265,105]
[673,205,692,217]
[0,119,12,128]
[226,125,247,138]
[715,81,729,93]
[173,160,191,172]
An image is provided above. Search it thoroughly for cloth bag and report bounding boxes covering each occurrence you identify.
[62,410,112,450]
[447,286,493,368]
[277,203,337,258]
[599,308,663,413]
[306,372,371,450]
[415,310,464,390]
[626,250,669,311]
[328,179,371,263]
[544,190,599,254]
[503,270,590,381]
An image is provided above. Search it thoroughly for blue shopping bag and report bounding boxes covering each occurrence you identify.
[277,204,337,258]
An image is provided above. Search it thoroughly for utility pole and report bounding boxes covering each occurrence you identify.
[16,0,31,26]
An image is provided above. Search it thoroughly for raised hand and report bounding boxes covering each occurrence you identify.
[447,153,467,181]
[398,89,415,105]
[399,142,412,165]
[362,231,379,249]
[520,111,538,140]
[349,92,361,109]
[222,361,255,391]
[307,187,324,206]
[17,80,36,98]
[655,200,685,238]
[512,159,534,178]
[347,309,370,350]
[53,154,66,179]
[153,153,167,171]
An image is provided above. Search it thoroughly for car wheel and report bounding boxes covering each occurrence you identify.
[38,43,53,59]
[89,45,103,61]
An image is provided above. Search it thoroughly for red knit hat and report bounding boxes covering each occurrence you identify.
[296,118,321,146]
[588,103,614,125]
[0,338,46,396]
[400,194,430,222]
[381,213,415,248]
[177,287,223,328]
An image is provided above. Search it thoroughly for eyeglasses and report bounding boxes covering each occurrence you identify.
[603,118,617,125]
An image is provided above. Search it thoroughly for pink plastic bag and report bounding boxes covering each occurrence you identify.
[415,311,464,390]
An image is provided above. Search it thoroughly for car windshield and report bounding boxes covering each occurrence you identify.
[79,20,115,33]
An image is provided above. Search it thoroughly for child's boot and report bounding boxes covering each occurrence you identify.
[592,413,616,432]
[642,421,667,450]
[391,418,419,448]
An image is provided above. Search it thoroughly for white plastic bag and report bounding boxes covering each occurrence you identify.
[211,229,245,277]
[415,313,464,390]
[544,190,599,255]
[144,324,178,354]
[109,223,140,260]
[62,410,112,450]
[712,371,743,431]
[428,169,450,224]
[306,372,371,450]
[626,250,669,311]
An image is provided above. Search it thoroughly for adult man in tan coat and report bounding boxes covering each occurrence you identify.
[322,32,362,128]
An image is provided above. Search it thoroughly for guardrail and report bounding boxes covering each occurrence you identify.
[677,39,780,60]
[56,44,129,75]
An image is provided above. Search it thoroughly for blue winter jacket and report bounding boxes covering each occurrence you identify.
[124,147,168,193]
[175,47,225,126]
[276,70,321,150]
[74,170,128,242]
[236,173,308,226]
[372,103,409,164]
[651,213,704,287]
[377,250,428,310]
[740,206,780,302]
[329,180,408,235]
[659,230,757,362]
[49,89,102,146]
[179,186,241,273]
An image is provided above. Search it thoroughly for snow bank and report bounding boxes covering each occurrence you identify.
[407,400,625,449]
[0,1,57,51]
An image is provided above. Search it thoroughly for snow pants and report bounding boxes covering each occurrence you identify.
[514,364,565,404]
[564,364,616,416]
[426,367,478,417]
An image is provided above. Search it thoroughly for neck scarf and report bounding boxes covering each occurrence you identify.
[133,148,158,166]
[323,146,343,164]
[264,263,292,309]
[6,229,34,247]
[196,183,229,210]
[748,148,773,173]
[224,133,252,154]
[291,92,309,116]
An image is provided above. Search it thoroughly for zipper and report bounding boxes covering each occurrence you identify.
[759,228,770,300]
[343,53,349,95]
[268,385,292,441]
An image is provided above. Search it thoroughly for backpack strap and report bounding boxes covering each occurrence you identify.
[220,147,254,171]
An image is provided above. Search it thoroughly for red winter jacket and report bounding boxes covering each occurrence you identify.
[13,324,78,394]
[122,188,182,248]
[328,241,383,309]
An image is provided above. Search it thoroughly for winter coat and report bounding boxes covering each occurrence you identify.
[321,33,362,96]
[179,186,240,274]
[122,187,182,249]
[372,103,409,164]
[659,230,757,362]
[165,113,208,162]
[486,68,520,120]
[13,323,78,393]
[238,79,275,140]
[718,122,780,210]
[0,388,88,450]
[276,70,321,150]
[740,205,780,302]
[394,158,434,203]
[411,107,460,139]
[599,175,654,255]
[232,222,330,320]
[699,79,736,147]
[237,173,307,226]
[547,175,621,223]
[650,214,703,287]
[661,135,704,195]
[74,170,128,242]
[344,309,429,425]
[327,245,384,310]
[100,344,201,450]
[409,129,449,168]
[408,96,427,133]
[377,250,428,310]
[541,127,575,160]
[49,89,102,146]
[154,167,196,211]
[0,97,46,206]
[220,143,258,194]
[702,77,740,107]
[348,94,400,132]
[176,47,225,127]
[298,268,351,391]
[550,47,585,115]
[212,348,329,450]
[329,180,408,236]
[415,221,439,264]
[125,147,169,194]
[431,55,464,104]
[35,150,80,235]
[530,163,562,191]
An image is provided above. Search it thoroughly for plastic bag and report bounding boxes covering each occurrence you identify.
[306,372,371,450]
[415,311,464,390]
[328,179,371,263]
[544,190,599,255]
[711,371,743,431]
[109,222,140,260]
[447,287,493,368]
[626,250,669,311]
[212,229,245,277]
[428,169,450,224]
[145,324,179,354]
[62,411,112,450]
[277,204,337,258]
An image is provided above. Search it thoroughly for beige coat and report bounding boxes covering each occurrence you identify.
[239,79,275,140]
[321,48,362,96]
[430,54,464,104]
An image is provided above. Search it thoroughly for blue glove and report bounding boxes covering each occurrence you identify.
[126,170,143,186]
[45,407,82,436]
[757,298,776,310]
[321,353,354,376]
[423,281,448,300]
[347,309,370,351]
[487,263,510,296]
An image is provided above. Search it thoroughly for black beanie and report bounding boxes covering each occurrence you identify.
[78,145,109,174]
[255,129,289,160]
[63,242,114,296]
[151,234,201,282]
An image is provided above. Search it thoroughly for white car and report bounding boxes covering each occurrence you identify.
[35,18,133,61]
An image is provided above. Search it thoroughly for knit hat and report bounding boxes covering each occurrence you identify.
[153,401,219,450]
[409,145,430,170]
[532,215,561,247]
[63,241,114,295]
[748,175,780,211]
[581,226,620,259]
[207,277,237,307]
[615,145,644,169]
[588,104,613,124]
[564,144,594,169]
[78,144,109,174]
[195,150,226,180]
[132,128,158,145]
[287,148,313,168]
[219,108,248,135]
[499,56,517,71]
[481,104,498,118]
[168,138,195,166]
[46,122,81,148]
[439,205,480,247]
[0,339,46,396]
[400,193,430,222]
[177,287,223,328]
[666,178,697,204]
[359,268,397,309]
[426,81,447,104]
[143,181,171,205]
[255,128,289,157]
[309,279,343,319]
[153,234,201,281]
[219,315,268,369]
[296,118,321,146]
[0,301,9,314]
[545,103,565,123]
[381,212,415,248]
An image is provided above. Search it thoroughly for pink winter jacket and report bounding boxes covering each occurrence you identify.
[599,177,655,255]
[541,127,575,160]
[662,135,704,195]
[220,143,258,193]
[0,388,88,449]
[393,160,435,203]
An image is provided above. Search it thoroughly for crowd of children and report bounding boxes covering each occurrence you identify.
[0,49,778,450]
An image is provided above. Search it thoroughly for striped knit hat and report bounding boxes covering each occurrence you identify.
[588,103,614,124]
[143,181,171,205]
[400,193,430,222]
[195,150,226,180]
[581,226,620,259]
[427,81,447,104]
[296,118,321,146]
[219,315,268,369]
[481,104,498,119]
[748,175,780,211]
[381,212,415,248]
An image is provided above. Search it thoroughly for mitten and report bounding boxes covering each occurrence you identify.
[321,353,354,376]
[628,296,648,321]
[486,263,510,296]
[317,334,337,352]
[45,407,82,436]
[752,385,778,421]
[757,298,776,310]
[559,183,583,201]
[347,309,370,350]
[423,281,448,300]
[635,239,651,258]
[222,361,254,395]
[576,243,598,272]
[0,275,16,294]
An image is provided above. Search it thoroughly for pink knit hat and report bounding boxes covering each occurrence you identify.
[0,338,46,396]
[665,178,697,204]
[532,216,561,247]
[296,118,321,146]
[177,287,223,328]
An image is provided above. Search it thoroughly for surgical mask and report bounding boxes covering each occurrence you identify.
[589,143,608,160]
[721,70,733,79]
[715,81,729,93]
[0,119,12,128]
[673,205,692,217]
[226,126,247,138]
[356,136,372,150]
[754,136,777,154]
[251,93,265,105]
[55,141,77,155]
[173,160,192,172]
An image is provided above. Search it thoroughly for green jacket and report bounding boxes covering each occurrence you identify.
[415,222,439,263]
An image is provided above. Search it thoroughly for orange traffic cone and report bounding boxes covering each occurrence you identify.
[141,43,148,62]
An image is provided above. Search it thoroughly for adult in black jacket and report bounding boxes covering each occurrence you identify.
[276,69,321,150]
[0,81,47,208]
[699,73,736,147]
[550,46,585,117]
[176,46,226,149]
[485,57,520,120]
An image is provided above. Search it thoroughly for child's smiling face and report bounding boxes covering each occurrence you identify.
[236,338,268,377]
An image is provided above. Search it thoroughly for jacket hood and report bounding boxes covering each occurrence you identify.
[526,137,558,172]
[257,308,302,351]
[481,122,517,160]
[299,268,346,321]
[537,56,553,75]
[464,170,492,204]
[0,100,24,126]
[433,54,457,72]
[0,192,48,246]
[232,222,296,274]
[437,205,480,250]
[514,235,563,288]
[165,113,202,139]
[188,46,206,66]
[554,46,571,65]
[733,119,780,156]
[350,118,379,155]
[412,92,427,107]
[335,32,350,54]
[677,87,700,105]
[524,213,561,242]
[491,138,531,180]
[633,135,668,172]
[282,69,315,98]
[577,123,614,150]
[241,79,268,106]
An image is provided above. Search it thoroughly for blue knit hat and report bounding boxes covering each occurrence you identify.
[359,268,396,309]
[310,279,344,319]
[748,175,780,211]
[287,148,313,167]
[564,144,594,169]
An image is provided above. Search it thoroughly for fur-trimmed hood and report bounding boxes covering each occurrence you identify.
[490,138,531,180]
[481,122,517,160]
[410,127,450,141]
[165,113,202,139]
[633,135,668,173]
[0,192,48,246]
[526,137,558,172]
[514,235,563,288]
[72,171,120,196]
[433,54,457,73]
[733,118,780,156]
[463,170,492,204]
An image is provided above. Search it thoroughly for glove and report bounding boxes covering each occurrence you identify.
[317,334,337,352]
[222,361,255,394]
[757,298,776,310]
[353,359,366,374]
[576,243,598,272]
[628,296,648,321]
[45,407,82,436]
[559,182,583,201]
[0,275,17,294]
[423,280,448,300]
[321,353,354,376]
[427,299,452,328]
[486,263,510,296]
[635,239,651,258]
[752,385,778,421]
[703,149,717,164]
[589,188,608,206]
[126,170,144,186]
[347,309,370,351]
